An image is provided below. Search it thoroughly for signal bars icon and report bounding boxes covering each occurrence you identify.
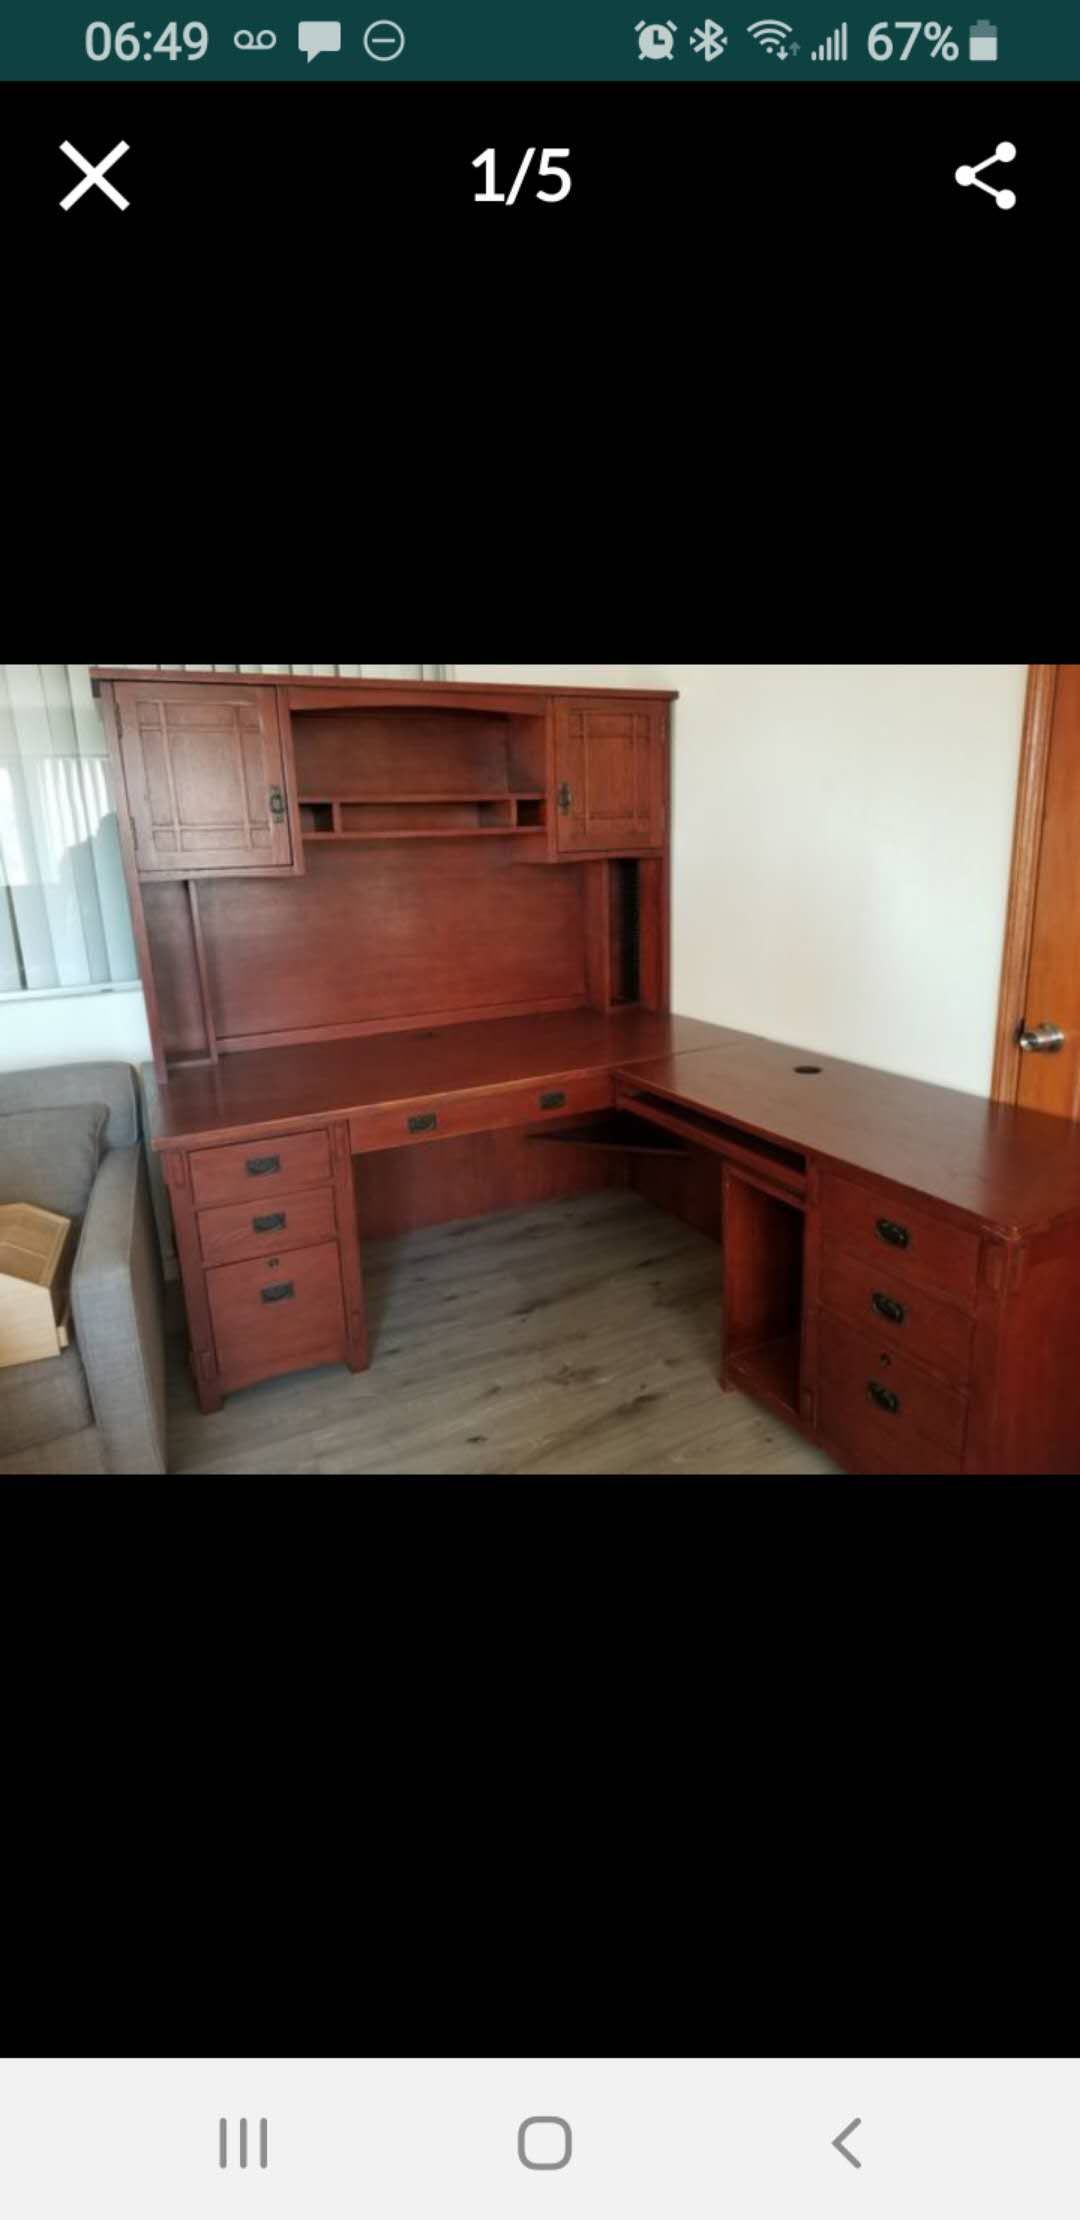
[810,20,847,57]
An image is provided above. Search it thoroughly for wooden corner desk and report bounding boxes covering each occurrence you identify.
[96,669,1080,1477]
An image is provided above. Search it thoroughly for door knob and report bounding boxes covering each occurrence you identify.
[1016,1021,1065,1052]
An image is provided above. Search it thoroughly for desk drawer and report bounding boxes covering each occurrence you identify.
[349,1072,614,1154]
[189,1127,331,1208]
[820,1169,980,1306]
[197,1185,338,1268]
[818,1374,963,1476]
[821,1246,974,1386]
[818,1311,968,1467]
[206,1240,347,1381]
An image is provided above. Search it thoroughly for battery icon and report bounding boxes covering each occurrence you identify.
[969,18,998,59]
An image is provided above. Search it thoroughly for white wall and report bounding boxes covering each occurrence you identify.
[0,985,152,1074]
[454,664,1028,1096]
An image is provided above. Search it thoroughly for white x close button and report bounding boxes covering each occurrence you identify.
[60,140,130,210]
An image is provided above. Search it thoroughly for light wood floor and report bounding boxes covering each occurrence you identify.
[167,1190,840,1477]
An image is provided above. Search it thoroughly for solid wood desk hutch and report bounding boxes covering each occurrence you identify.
[97,669,1080,1477]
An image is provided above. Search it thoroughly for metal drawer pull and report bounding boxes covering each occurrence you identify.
[246,1154,281,1176]
[268,786,286,821]
[407,1112,438,1133]
[867,1378,900,1414]
[539,1089,567,1109]
[875,1216,910,1249]
[253,1211,286,1234]
[261,1281,295,1304]
[871,1291,906,1325]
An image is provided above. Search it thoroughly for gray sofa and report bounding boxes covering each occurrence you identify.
[0,1063,167,1475]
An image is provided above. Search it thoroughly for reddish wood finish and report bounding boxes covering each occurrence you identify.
[817,1374,964,1477]
[1011,665,1080,1120]
[349,1071,614,1154]
[991,663,1060,1105]
[617,1037,1080,1236]
[291,708,535,798]
[354,1125,625,1243]
[721,1164,805,1422]
[91,669,678,701]
[819,1246,975,1386]
[629,1143,726,1247]
[818,1311,968,1461]
[205,1240,348,1390]
[189,1127,332,1209]
[620,1033,1080,1475]
[196,1185,338,1268]
[109,679,300,877]
[101,672,674,1078]
[819,1169,980,1305]
[161,1147,224,1412]
[148,1011,731,1151]
[105,671,679,1416]
[616,1077,807,1194]
[554,700,665,854]
[192,843,591,1045]
[120,673,1080,1472]
[331,1119,367,1374]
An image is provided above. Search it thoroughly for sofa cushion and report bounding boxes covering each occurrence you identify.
[0,1341,93,1456]
[0,1062,139,1150]
[0,1103,107,1222]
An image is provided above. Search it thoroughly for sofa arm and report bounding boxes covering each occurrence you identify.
[71,1145,167,1474]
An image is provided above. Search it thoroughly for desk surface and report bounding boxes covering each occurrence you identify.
[147,1009,1080,1239]
[620,1038,1080,1236]
[147,1008,739,1150]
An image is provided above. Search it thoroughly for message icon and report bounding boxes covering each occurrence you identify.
[298,19,342,59]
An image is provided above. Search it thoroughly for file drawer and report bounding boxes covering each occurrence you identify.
[819,1311,968,1466]
[820,1244,974,1387]
[349,1071,614,1153]
[818,1374,964,1476]
[821,1169,980,1306]
[189,1126,332,1208]
[197,1184,338,1268]
[206,1240,347,1385]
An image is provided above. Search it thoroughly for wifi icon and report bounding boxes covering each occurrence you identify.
[746,17,796,55]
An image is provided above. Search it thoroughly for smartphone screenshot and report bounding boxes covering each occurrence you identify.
[1,0,1076,1501]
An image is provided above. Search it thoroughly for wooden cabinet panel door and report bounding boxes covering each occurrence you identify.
[114,680,296,875]
[554,701,665,854]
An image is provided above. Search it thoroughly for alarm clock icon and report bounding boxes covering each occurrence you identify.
[636,18,677,56]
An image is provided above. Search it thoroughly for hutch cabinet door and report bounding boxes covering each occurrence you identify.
[113,680,297,876]
[553,700,666,855]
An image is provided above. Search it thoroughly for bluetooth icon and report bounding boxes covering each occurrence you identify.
[690,17,728,55]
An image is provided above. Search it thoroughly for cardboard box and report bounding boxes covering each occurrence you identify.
[0,1203,73,1367]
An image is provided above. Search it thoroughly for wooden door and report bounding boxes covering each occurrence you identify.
[113,680,297,875]
[553,700,665,854]
[994,666,1080,1117]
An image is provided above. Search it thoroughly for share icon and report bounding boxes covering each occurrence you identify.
[955,140,1016,208]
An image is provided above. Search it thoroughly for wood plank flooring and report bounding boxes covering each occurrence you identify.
[166,1190,840,1477]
